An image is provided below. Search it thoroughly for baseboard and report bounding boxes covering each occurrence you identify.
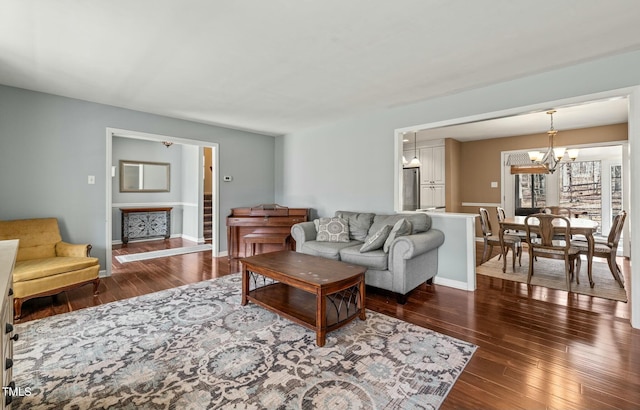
[218,250,228,257]
[99,269,110,278]
[181,234,203,243]
[112,234,202,245]
[433,276,475,291]
[112,237,168,245]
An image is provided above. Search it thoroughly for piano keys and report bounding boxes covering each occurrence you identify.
[226,204,310,258]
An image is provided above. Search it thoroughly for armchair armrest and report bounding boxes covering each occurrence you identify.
[56,241,92,257]
[291,222,317,250]
[389,229,445,261]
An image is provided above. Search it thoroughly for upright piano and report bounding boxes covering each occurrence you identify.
[226,204,310,258]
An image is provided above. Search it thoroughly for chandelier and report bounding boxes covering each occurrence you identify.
[527,110,578,174]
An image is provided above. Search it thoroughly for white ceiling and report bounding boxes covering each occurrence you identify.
[2,1,640,136]
[411,96,629,143]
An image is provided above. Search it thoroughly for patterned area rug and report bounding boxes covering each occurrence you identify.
[115,244,212,263]
[14,274,476,409]
[477,253,627,302]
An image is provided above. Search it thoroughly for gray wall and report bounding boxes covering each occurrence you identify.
[274,49,640,329]
[275,50,640,217]
[0,85,276,268]
[111,137,188,240]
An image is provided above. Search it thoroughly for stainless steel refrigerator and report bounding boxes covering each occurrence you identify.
[402,167,420,211]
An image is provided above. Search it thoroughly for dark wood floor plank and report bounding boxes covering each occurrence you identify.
[13,238,640,409]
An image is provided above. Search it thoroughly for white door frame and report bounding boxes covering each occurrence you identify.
[105,128,220,277]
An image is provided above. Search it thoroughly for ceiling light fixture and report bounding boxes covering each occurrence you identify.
[162,141,173,148]
[406,132,421,168]
[527,110,578,174]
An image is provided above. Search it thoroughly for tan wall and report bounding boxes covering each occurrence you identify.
[452,123,628,236]
[445,138,462,213]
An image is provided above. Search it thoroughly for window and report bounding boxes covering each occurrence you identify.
[611,165,622,224]
[558,160,602,233]
[515,174,546,208]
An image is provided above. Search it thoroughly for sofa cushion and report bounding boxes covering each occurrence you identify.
[334,211,375,241]
[383,218,413,253]
[315,217,350,242]
[370,213,431,235]
[360,224,392,253]
[13,257,100,282]
[300,240,362,260]
[340,246,388,270]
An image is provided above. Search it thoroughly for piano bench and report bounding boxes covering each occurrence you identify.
[243,233,290,257]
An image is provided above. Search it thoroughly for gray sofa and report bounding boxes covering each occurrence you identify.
[291,211,445,304]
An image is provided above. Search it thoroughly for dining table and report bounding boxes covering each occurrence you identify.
[498,216,599,287]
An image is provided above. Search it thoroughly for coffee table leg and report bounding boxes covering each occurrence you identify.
[316,290,326,347]
[241,266,249,306]
[358,278,366,321]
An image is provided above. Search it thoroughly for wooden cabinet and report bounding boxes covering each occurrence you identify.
[420,146,445,185]
[120,207,172,244]
[0,240,18,408]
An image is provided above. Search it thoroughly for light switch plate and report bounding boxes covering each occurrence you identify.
[88,175,95,184]
[490,181,498,188]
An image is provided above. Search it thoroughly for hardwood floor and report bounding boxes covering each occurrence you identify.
[16,238,640,409]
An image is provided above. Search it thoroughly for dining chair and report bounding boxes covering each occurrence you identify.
[478,208,521,270]
[542,206,572,217]
[572,210,626,288]
[524,213,580,292]
[497,207,528,238]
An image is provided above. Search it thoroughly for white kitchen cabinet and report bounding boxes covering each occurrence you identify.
[420,184,445,208]
[419,146,445,185]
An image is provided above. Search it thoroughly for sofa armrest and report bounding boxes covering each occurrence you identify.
[291,222,317,250]
[56,241,91,257]
[389,229,445,261]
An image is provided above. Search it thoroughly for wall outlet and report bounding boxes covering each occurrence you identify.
[88,175,95,184]
[490,181,498,188]
[223,176,232,182]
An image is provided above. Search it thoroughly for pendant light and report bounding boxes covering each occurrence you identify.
[407,131,421,168]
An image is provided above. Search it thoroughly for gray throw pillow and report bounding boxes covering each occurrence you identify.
[316,217,350,243]
[383,218,413,253]
[334,211,375,241]
[360,225,392,253]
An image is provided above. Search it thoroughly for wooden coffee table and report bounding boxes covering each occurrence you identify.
[241,250,366,347]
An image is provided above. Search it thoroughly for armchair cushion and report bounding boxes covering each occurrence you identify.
[13,257,100,282]
[0,217,62,261]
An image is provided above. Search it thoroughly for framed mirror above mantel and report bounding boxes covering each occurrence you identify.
[119,160,171,192]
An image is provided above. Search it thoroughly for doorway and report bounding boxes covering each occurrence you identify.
[507,144,624,240]
[105,128,220,277]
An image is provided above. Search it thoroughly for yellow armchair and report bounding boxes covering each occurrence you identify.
[0,218,100,319]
